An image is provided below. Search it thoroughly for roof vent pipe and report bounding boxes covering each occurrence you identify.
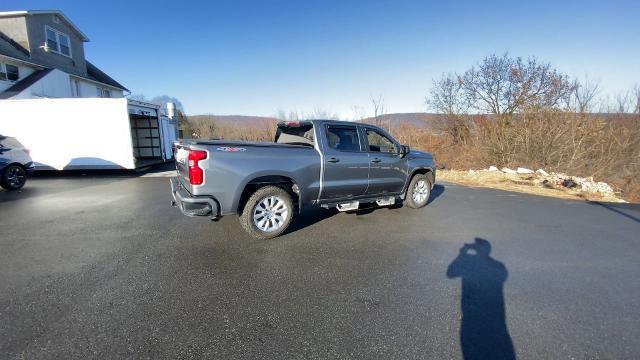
[166,102,175,119]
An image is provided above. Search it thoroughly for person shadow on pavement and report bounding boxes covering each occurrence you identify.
[447,238,516,360]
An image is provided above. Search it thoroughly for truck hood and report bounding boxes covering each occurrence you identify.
[409,149,433,160]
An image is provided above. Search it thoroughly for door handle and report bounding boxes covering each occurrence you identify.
[371,158,381,163]
[327,157,340,163]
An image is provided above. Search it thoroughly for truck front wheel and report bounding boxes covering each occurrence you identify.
[240,186,294,239]
[405,174,432,209]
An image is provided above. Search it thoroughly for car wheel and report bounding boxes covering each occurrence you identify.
[240,186,294,239]
[1,164,27,190]
[405,173,432,209]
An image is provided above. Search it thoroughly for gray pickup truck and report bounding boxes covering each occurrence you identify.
[170,120,435,238]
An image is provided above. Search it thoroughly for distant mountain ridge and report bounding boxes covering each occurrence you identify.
[187,112,638,131]
[188,115,278,127]
[358,113,451,131]
[188,113,451,130]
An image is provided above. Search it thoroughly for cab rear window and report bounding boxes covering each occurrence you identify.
[274,122,315,147]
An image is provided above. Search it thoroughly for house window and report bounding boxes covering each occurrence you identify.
[46,29,58,52]
[0,63,19,82]
[97,87,111,98]
[59,35,70,56]
[45,26,72,57]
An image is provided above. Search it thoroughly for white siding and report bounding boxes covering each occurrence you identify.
[0,60,36,93]
[13,68,73,98]
[109,88,124,98]
[1,64,125,99]
[75,77,124,98]
[77,78,96,97]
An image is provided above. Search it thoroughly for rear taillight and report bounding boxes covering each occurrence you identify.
[23,148,30,156]
[188,150,207,185]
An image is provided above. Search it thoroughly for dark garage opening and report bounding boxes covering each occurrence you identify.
[130,113,163,167]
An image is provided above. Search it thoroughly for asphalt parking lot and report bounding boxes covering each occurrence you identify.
[1,171,639,359]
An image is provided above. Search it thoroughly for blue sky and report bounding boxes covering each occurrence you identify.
[4,0,639,116]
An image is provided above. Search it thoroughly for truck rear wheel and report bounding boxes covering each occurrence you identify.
[240,186,294,239]
[405,173,432,209]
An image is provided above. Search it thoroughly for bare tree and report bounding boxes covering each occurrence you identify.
[174,109,190,138]
[150,95,185,113]
[127,93,148,102]
[569,75,600,113]
[350,105,367,121]
[633,84,640,114]
[614,91,632,113]
[307,108,340,120]
[187,115,217,139]
[596,94,614,113]
[459,53,574,117]
[275,108,300,121]
[427,73,468,115]
[370,94,386,127]
[426,73,471,144]
[276,108,341,121]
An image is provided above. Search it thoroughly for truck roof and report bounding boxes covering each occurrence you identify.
[279,119,363,127]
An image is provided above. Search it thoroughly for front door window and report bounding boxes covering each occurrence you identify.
[366,129,397,154]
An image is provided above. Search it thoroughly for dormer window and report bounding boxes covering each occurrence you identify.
[45,26,71,57]
[0,63,19,82]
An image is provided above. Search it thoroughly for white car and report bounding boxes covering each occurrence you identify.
[0,135,34,190]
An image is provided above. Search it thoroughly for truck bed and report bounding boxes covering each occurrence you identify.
[177,139,313,149]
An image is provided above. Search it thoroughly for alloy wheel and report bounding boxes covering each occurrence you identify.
[412,179,430,204]
[6,166,26,188]
[253,196,289,232]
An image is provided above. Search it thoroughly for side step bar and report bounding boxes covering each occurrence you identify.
[375,197,395,207]
[336,201,359,212]
[324,196,397,212]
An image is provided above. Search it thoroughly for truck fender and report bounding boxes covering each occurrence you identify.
[234,171,303,214]
[404,167,435,193]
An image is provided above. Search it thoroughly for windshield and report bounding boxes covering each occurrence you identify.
[274,122,315,147]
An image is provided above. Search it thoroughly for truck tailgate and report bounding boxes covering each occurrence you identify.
[174,145,191,187]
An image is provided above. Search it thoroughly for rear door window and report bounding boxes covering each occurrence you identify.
[325,126,361,152]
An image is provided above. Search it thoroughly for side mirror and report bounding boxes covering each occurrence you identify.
[400,145,410,158]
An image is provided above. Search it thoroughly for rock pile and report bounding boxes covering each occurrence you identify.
[476,166,616,196]
[545,173,615,195]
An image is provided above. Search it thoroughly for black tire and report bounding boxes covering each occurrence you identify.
[239,186,294,239]
[404,173,432,209]
[1,164,27,191]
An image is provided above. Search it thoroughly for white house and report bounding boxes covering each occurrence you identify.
[0,10,127,99]
[0,10,177,170]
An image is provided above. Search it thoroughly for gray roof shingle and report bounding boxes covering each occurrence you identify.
[85,61,128,92]
[1,31,128,93]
